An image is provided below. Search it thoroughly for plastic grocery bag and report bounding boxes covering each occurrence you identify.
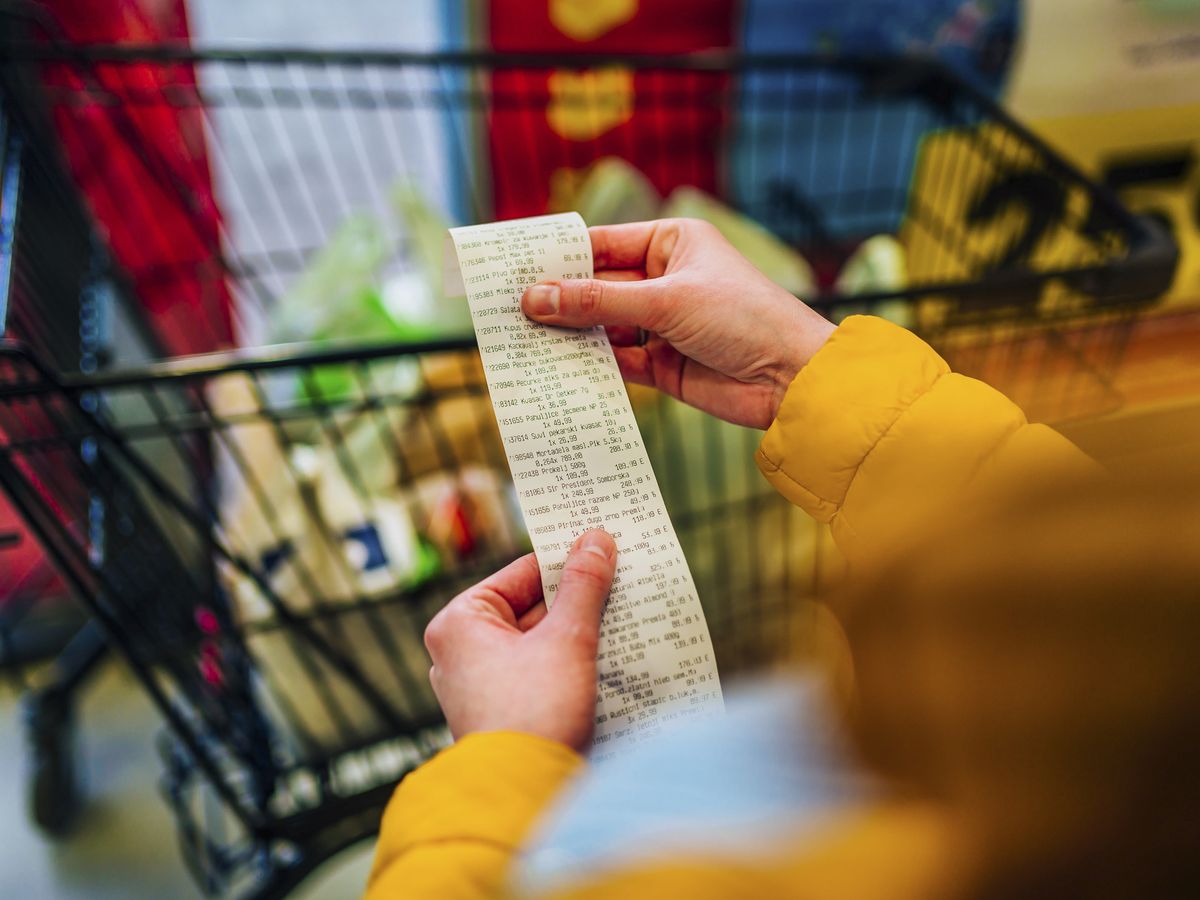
[268,215,394,346]
[387,185,475,340]
[266,187,475,405]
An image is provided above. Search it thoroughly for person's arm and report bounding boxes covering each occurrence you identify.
[366,532,618,900]
[365,733,582,900]
[521,219,1097,570]
[755,315,1099,567]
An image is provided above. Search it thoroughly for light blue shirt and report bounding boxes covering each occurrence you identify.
[516,673,873,896]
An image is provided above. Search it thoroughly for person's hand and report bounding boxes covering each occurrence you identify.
[423,529,617,752]
[521,218,835,429]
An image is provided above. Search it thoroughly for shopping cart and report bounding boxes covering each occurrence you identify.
[0,34,1176,900]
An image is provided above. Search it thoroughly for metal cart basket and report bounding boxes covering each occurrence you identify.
[0,35,1176,899]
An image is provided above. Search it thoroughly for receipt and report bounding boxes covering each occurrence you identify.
[447,213,723,755]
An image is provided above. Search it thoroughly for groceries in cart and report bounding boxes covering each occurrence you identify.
[265,185,473,348]
[211,357,523,753]
[223,179,518,588]
[210,197,526,753]
[561,156,913,316]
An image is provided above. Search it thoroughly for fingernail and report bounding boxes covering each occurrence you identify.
[524,284,560,317]
[579,530,613,560]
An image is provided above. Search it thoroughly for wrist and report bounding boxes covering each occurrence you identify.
[449,700,596,753]
[769,308,835,420]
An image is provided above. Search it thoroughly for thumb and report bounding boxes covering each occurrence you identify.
[521,279,660,330]
[541,530,617,649]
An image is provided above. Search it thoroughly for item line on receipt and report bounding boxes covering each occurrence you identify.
[446,213,723,757]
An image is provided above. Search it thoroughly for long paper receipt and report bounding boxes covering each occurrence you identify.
[447,212,724,755]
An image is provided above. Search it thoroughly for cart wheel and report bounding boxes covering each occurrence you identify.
[24,690,83,836]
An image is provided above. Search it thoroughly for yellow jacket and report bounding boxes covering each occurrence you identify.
[367,316,1193,899]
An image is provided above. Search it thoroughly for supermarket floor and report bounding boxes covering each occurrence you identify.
[0,665,375,899]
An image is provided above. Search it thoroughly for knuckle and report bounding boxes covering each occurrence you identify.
[672,216,706,234]
[679,217,720,244]
[422,622,441,655]
[558,620,597,650]
[423,609,451,655]
[577,279,604,318]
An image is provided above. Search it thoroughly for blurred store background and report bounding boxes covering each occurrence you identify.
[1,1,1198,897]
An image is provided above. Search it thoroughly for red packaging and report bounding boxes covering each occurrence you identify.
[487,0,735,219]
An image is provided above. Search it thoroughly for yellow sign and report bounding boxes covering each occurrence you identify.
[546,67,634,141]
[1002,0,1200,307]
[902,124,1120,328]
[1030,103,1200,309]
[900,117,1200,328]
[549,0,638,42]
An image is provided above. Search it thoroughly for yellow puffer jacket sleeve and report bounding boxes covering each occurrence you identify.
[366,732,584,900]
[756,316,1099,567]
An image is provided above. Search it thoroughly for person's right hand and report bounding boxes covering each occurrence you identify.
[520,218,835,429]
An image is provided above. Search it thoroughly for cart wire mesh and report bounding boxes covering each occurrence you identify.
[0,40,1178,898]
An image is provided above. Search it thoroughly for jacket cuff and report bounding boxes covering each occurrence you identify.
[373,732,584,861]
[755,315,949,523]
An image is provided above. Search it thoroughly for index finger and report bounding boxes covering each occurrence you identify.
[590,221,663,271]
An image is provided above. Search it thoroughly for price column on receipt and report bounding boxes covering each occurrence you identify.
[446,213,723,755]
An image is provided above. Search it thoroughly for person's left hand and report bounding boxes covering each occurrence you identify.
[423,529,618,752]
